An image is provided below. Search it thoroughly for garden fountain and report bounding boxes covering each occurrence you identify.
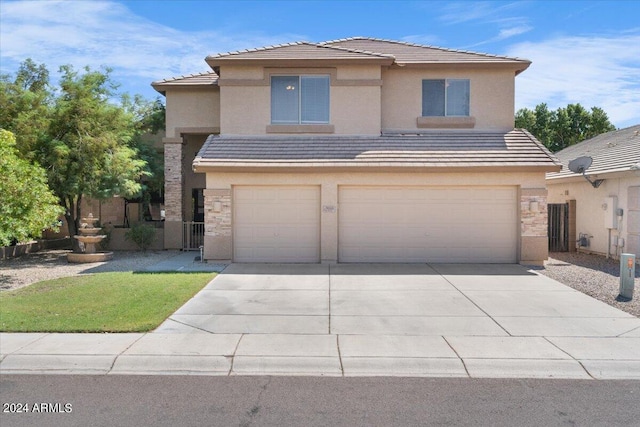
[67,213,113,263]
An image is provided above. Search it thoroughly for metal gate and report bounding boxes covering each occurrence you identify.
[183,221,204,250]
[548,203,569,252]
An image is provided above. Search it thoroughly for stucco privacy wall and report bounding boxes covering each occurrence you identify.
[218,65,382,135]
[381,67,516,131]
[547,175,640,258]
[202,171,548,264]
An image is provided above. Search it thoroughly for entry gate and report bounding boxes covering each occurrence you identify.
[183,221,204,251]
[548,203,569,252]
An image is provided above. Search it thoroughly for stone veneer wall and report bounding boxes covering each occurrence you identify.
[520,188,548,264]
[521,193,548,236]
[164,143,183,222]
[203,188,233,259]
[163,141,184,249]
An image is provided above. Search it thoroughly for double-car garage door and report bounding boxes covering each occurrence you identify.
[233,186,517,263]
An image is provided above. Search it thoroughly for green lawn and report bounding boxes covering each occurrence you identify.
[0,272,215,332]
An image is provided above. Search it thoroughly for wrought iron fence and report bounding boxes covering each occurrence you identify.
[183,221,204,251]
[548,203,569,252]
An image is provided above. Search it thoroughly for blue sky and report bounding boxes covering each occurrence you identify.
[1,0,639,128]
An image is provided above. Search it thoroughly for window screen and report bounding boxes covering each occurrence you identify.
[271,75,329,124]
[271,76,299,124]
[422,79,470,117]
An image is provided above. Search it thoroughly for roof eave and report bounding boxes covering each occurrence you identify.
[391,61,530,73]
[547,167,639,181]
[151,82,218,90]
[193,161,561,174]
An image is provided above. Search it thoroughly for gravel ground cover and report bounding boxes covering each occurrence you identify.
[0,250,178,291]
[533,252,640,317]
[1,249,638,317]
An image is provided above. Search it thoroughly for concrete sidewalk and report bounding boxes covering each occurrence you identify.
[143,251,227,273]
[1,261,639,379]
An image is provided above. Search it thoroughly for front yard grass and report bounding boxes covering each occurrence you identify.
[0,272,215,332]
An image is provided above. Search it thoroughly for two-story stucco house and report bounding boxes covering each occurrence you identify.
[152,37,560,265]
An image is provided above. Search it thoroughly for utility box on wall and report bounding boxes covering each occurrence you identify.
[604,197,618,229]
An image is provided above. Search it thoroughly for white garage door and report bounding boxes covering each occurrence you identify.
[339,186,517,263]
[234,186,320,262]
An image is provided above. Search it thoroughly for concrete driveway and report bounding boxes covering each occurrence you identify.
[150,263,640,378]
[3,263,639,378]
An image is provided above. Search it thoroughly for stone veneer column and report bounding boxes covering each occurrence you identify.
[203,188,232,260]
[520,188,548,265]
[163,139,184,249]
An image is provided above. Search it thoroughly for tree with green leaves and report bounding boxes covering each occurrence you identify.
[0,59,52,158]
[42,65,151,247]
[515,103,616,152]
[1,60,166,249]
[0,129,64,246]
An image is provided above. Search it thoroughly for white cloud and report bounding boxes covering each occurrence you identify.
[400,34,444,46]
[435,1,532,47]
[437,1,523,25]
[496,25,533,40]
[0,0,304,94]
[507,32,640,128]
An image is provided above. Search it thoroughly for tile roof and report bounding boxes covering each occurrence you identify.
[320,37,531,68]
[151,71,219,91]
[156,36,530,89]
[193,130,560,171]
[206,41,394,63]
[546,125,640,180]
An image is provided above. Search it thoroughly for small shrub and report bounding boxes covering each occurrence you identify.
[124,223,156,252]
[99,222,112,250]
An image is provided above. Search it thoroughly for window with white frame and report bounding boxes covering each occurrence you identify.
[271,75,330,124]
[422,79,470,117]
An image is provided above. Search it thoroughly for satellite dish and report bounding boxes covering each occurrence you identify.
[567,156,604,188]
[568,156,592,174]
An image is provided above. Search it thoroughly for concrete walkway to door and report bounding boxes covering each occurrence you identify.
[2,263,639,379]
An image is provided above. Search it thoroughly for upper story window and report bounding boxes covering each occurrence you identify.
[271,75,330,124]
[422,79,470,117]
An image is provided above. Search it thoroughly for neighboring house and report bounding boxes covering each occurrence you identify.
[152,37,560,265]
[546,125,640,260]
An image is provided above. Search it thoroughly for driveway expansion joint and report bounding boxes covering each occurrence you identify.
[442,336,470,378]
[229,334,244,375]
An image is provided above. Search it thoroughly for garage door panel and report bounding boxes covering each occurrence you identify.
[339,186,517,263]
[234,186,320,263]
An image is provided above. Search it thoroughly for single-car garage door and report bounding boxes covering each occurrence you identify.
[339,186,517,263]
[234,186,320,262]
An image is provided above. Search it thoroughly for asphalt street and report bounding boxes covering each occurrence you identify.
[1,375,639,427]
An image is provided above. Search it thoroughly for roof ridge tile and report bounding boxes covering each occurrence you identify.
[320,36,529,62]
[206,41,312,59]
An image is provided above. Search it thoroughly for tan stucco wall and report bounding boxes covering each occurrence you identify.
[165,88,220,138]
[381,67,515,131]
[203,170,547,263]
[219,64,381,135]
[547,173,640,258]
